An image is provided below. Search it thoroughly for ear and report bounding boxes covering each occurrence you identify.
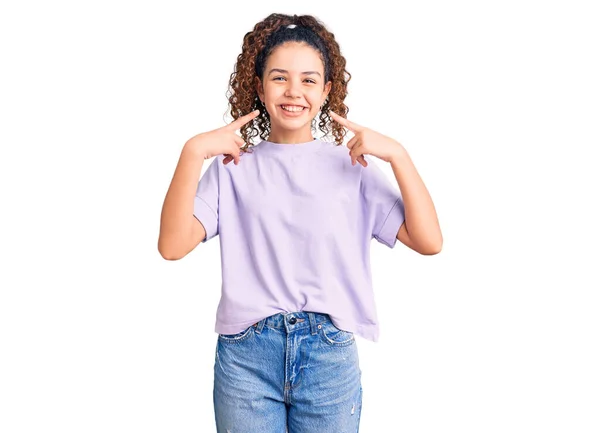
[322,81,332,104]
[255,76,264,102]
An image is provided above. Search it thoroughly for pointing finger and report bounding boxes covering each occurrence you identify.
[227,109,261,131]
[329,110,362,133]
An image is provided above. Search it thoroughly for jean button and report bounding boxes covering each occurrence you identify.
[289,316,297,324]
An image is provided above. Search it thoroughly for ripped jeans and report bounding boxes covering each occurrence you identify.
[213,311,363,432]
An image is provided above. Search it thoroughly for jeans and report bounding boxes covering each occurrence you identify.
[213,311,363,432]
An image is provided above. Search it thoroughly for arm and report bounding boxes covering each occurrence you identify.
[390,149,443,255]
[328,110,442,254]
[158,140,207,260]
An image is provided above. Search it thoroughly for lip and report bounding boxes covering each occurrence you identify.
[279,104,308,117]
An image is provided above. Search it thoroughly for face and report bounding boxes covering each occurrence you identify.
[256,42,332,140]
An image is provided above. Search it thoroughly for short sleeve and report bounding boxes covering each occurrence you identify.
[360,156,406,248]
[193,157,220,243]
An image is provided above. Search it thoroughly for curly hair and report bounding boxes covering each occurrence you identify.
[224,13,352,149]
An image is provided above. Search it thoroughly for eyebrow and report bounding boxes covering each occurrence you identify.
[267,68,322,78]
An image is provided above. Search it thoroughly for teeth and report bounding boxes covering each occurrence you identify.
[282,105,305,112]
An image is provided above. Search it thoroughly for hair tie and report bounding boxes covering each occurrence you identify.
[286,24,297,29]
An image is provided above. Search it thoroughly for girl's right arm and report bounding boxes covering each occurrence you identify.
[157,109,260,260]
[158,138,208,260]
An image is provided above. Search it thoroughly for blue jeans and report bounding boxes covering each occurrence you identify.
[213,311,363,432]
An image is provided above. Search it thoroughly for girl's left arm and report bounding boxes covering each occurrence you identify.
[390,147,443,255]
[328,110,442,255]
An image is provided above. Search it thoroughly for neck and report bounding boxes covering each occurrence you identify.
[266,127,315,144]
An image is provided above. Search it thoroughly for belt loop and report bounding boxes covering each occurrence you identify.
[254,318,266,334]
[308,312,317,335]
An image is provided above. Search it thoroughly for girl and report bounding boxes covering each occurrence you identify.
[158,12,442,432]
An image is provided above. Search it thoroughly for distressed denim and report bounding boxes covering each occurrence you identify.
[213,311,363,432]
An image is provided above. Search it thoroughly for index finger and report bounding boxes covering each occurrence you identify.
[227,109,261,131]
[329,110,362,133]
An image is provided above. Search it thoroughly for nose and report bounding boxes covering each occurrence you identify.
[284,79,302,98]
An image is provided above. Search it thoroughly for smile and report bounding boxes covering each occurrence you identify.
[279,105,307,117]
[281,105,307,112]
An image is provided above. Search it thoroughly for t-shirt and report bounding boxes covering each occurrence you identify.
[193,137,405,342]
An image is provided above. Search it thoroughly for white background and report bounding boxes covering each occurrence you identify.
[1,0,599,432]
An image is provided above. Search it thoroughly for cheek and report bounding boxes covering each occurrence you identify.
[310,101,322,113]
[310,93,325,107]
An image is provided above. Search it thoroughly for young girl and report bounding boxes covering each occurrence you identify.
[159,12,442,432]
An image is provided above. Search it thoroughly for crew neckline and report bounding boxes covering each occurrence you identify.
[257,138,322,152]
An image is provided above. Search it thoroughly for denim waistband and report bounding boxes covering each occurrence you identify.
[253,311,332,336]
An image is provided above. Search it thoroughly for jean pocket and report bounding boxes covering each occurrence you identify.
[318,321,355,347]
[218,325,255,343]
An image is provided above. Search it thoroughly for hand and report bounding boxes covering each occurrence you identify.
[329,111,405,167]
[186,109,260,165]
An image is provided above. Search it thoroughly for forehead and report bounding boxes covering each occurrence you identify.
[266,42,324,73]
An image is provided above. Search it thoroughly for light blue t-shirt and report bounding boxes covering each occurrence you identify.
[193,138,405,342]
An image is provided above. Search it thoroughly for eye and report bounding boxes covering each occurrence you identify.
[273,77,316,84]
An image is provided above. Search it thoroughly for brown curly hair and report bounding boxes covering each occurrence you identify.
[224,13,352,150]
